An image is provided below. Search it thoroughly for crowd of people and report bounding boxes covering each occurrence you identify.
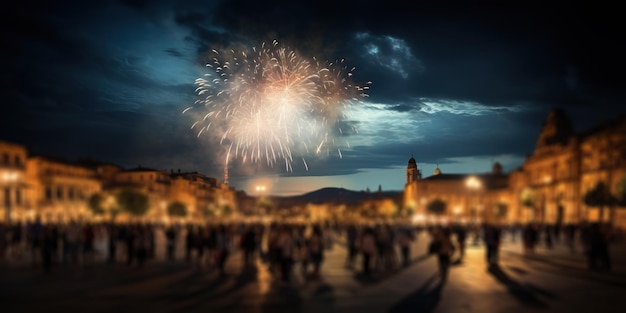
[0,217,622,281]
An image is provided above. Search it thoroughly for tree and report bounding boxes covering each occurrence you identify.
[88,193,105,215]
[167,201,187,218]
[583,181,617,222]
[427,199,447,215]
[117,189,149,217]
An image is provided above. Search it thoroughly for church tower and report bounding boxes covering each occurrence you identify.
[407,155,421,184]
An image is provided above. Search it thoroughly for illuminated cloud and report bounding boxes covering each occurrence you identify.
[418,98,526,116]
[346,102,428,147]
[354,32,423,79]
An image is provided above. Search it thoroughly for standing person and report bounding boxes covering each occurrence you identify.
[544,224,554,249]
[184,225,195,263]
[522,223,537,254]
[240,225,257,268]
[107,223,118,264]
[64,220,81,265]
[345,224,358,268]
[41,225,56,273]
[398,228,413,267]
[455,225,467,261]
[360,227,377,276]
[82,223,95,266]
[435,228,455,284]
[587,223,612,271]
[267,224,280,275]
[10,222,24,261]
[135,225,150,268]
[125,224,136,266]
[308,225,325,278]
[165,225,176,261]
[28,216,43,265]
[295,226,309,275]
[277,225,294,282]
[215,224,230,275]
[484,223,501,267]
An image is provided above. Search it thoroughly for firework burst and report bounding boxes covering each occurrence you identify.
[184,40,369,171]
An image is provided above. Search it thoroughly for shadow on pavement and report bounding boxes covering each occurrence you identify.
[387,274,442,313]
[506,251,626,289]
[487,264,549,309]
[352,254,433,285]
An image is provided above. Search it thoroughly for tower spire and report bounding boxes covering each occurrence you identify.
[223,165,229,185]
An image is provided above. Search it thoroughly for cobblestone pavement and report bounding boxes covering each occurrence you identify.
[1,233,625,313]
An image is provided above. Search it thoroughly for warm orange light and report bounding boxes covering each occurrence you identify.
[465,176,481,189]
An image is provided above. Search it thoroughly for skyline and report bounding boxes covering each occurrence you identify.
[2,1,625,196]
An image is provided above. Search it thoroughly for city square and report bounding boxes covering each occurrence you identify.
[1,226,625,313]
[2,1,626,312]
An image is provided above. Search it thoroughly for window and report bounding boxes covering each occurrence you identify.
[4,188,10,206]
[56,187,63,200]
[15,189,21,205]
[14,155,22,166]
[45,187,52,201]
[2,153,8,165]
[68,188,75,200]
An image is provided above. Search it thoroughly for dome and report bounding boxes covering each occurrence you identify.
[434,165,442,175]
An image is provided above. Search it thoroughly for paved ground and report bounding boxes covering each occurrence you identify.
[1,232,625,313]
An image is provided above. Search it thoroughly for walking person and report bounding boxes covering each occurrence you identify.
[434,227,455,284]
[454,225,467,261]
[277,225,294,282]
[41,224,56,273]
[215,225,230,275]
[240,225,257,268]
[165,225,176,261]
[308,225,325,279]
[398,228,412,267]
[484,223,501,267]
[345,224,358,268]
[360,227,377,276]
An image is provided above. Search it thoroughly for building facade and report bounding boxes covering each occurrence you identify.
[0,141,29,221]
[404,109,626,227]
[0,143,238,223]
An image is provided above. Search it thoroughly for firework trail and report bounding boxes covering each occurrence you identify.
[184,40,370,171]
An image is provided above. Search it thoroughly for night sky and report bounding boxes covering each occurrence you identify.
[2,0,625,195]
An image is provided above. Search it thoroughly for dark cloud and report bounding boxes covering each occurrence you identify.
[1,0,625,194]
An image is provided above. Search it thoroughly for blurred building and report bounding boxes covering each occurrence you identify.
[26,155,102,223]
[404,108,626,227]
[0,141,29,221]
[0,143,237,223]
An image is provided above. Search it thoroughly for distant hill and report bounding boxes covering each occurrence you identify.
[272,187,403,204]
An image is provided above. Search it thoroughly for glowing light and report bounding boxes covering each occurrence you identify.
[465,176,482,189]
[185,40,369,171]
